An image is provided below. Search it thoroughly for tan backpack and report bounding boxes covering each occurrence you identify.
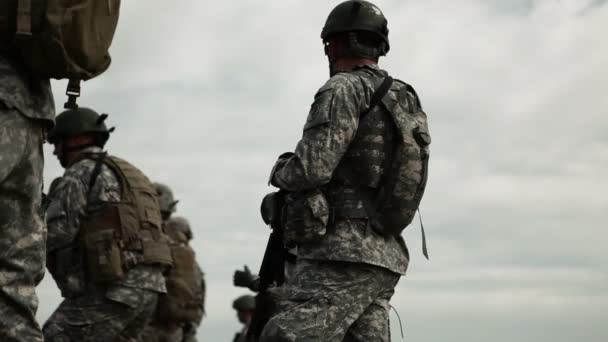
[156,219,205,324]
[0,0,121,108]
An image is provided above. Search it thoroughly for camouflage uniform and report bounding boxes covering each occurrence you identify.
[0,54,54,342]
[261,65,420,342]
[43,146,167,342]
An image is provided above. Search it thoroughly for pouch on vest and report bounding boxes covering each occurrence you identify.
[0,0,121,107]
[81,202,125,284]
[283,189,329,247]
[84,228,124,284]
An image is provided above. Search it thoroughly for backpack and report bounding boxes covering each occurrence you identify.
[358,77,431,238]
[0,0,121,108]
[156,219,205,324]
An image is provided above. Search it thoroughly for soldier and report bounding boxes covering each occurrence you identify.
[260,1,431,341]
[140,184,205,342]
[232,295,256,342]
[0,43,54,342]
[43,107,174,341]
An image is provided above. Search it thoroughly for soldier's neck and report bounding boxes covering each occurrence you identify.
[332,57,378,72]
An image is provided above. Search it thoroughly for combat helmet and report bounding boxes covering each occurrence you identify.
[321,0,390,57]
[166,216,193,241]
[47,107,114,145]
[232,295,256,312]
[153,182,179,216]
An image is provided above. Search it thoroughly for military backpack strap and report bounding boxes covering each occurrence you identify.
[86,152,108,203]
[361,75,393,119]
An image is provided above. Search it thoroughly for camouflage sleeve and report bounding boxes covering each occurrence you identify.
[46,171,88,253]
[271,75,362,191]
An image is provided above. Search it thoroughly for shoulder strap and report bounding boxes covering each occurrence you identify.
[86,152,107,200]
[361,76,393,118]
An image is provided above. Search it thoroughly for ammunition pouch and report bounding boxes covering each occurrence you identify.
[283,189,329,247]
[84,228,124,284]
[81,203,124,283]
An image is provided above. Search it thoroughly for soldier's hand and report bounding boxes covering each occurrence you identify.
[233,265,255,288]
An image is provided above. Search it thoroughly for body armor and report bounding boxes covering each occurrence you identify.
[156,219,205,324]
[81,154,173,284]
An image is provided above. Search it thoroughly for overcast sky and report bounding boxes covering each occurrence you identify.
[36,0,608,341]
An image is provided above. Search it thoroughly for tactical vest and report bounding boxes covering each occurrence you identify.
[331,71,431,237]
[80,154,173,284]
[155,221,205,324]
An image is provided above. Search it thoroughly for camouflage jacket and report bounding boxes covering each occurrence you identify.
[0,53,54,125]
[47,146,166,298]
[271,64,413,275]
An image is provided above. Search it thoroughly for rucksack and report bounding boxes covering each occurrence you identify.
[156,219,205,324]
[357,77,431,238]
[0,0,121,108]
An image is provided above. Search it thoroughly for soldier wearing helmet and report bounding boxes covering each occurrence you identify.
[141,185,206,342]
[232,295,256,342]
[43,107,174,341]
[261,1,430,341]
[153,182,179,221]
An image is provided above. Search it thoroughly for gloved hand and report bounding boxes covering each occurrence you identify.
[233,265,256,288]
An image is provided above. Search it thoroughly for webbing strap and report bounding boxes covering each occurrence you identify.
[418,208,429,260]
[361,76,393,118]
[16,0,32,36]
[86,152,108,202]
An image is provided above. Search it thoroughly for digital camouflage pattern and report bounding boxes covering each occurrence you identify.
[43,287,158,342]
[0,54,54,342]
[270,64,412,275]
[260,259,400,342]
[44,146,166,341]
[0,55,54,124]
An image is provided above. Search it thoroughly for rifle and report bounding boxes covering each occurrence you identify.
[248,191,287,339]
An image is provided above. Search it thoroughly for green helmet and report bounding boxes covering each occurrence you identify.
[166,216,192,241]
[47,107,113,144]
[232,295,255,312]
[153,182,178,215]
[321,0,389,56]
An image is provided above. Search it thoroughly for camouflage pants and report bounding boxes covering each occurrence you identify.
[260,260,400,342]
[0,107,46,342]
[140,321,184,342]
[43,287,159,342]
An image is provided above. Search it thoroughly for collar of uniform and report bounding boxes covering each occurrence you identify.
[69,146,105,166]
[354,63,380,71]
[78,146,104,154]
